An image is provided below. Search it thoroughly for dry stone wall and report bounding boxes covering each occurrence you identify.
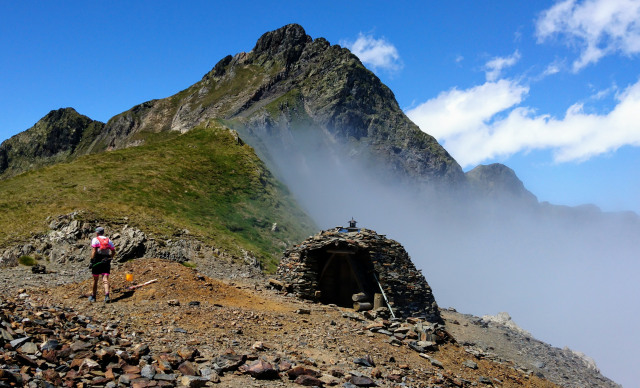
[277,228,441,322]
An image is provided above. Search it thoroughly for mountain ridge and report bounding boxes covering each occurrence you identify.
[2,25,637,219]
[0,24,595,213]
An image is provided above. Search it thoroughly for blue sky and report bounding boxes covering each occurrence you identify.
[2,1,640,385]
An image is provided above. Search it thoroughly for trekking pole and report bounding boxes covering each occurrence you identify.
[372,272,396,319]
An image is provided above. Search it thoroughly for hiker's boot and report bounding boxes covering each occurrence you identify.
[88,295,96,302]
[104,295,111,303]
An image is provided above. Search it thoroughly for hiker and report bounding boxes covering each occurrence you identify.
[89,226,115,303]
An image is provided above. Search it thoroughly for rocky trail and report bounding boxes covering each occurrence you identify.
[0,257,616,387]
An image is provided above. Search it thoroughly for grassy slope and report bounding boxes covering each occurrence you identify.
[0,122,315,271]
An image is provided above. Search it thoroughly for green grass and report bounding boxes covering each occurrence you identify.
[18,255,37,266]
[0,122,315,271]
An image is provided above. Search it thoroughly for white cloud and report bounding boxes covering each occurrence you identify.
[484,51,521,81]
[342,33,403,72]
[542,61,562,77]
[405,80,528,141]
[406,78,640,167]
[536,0,640,71]
[590,83,618,100]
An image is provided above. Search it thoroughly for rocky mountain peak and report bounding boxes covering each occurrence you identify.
[251,23,312,64]
[41,106,80,121]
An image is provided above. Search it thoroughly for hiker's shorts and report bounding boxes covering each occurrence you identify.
[91,258,111,276]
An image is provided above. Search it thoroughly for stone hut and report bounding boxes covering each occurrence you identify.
[277,221,441,322]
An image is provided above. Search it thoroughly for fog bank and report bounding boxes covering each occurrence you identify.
[242,126,639,387]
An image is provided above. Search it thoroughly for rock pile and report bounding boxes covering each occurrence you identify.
[336,309,453,367]
[277,227,440,322]
[359,314,450,353]
[0,295,218,387]
[0,294,448,388]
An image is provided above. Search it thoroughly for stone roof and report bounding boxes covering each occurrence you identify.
[277,227,441,322]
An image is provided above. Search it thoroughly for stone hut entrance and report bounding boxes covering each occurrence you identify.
[313,245,377,307]
[277,221,442,322]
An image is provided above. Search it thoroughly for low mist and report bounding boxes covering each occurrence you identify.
[240,124,640,386]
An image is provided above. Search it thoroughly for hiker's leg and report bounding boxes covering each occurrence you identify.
[102,274,110,295]
[92,275,99,297]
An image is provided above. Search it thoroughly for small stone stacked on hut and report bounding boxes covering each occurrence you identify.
[277,223,441,322]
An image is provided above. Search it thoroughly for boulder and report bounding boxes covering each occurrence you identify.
[211,354,246,373]
[241,359,279,379]
[348,375,377,386]
[180,375,209,387]
[294,374,325,386]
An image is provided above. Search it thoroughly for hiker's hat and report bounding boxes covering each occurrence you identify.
[95,226,105,234]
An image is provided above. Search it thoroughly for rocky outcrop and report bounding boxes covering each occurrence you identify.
[250,23,312,69]
[0,108,105,179]
[481,312,531,337]
[0,212,252,271]
[0,212,145,266]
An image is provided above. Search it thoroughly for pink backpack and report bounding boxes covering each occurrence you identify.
[96,236,111,255]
